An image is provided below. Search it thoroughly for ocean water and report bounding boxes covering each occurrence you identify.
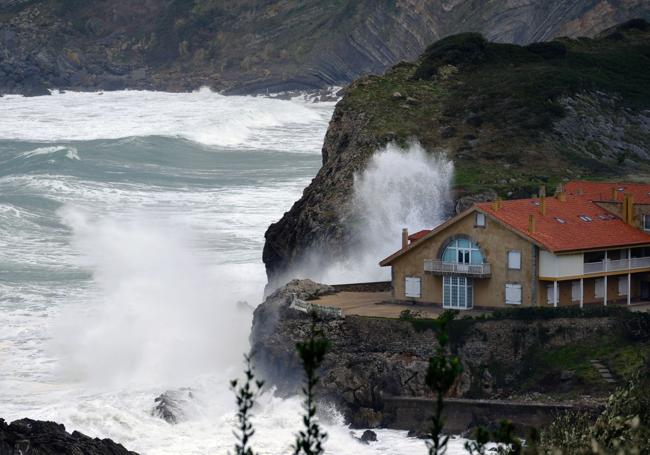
[0,90,468,454]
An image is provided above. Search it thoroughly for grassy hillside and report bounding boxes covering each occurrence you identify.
[339,19,650,196]
[264,20,650,281]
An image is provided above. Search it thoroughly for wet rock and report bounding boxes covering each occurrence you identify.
[439,126,456,138]
[0,418,137,454]
[351,408,383,428]
[454,190,497,213]
[465,113,483,127]
[360,429,378,443]
[407,428,429,439]
[152,388,194,424]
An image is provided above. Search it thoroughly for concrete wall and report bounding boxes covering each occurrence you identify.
[382,396,598,436]
[539,251,584,278]
[389,209,537,308]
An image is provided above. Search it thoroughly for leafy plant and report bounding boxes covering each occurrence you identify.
[293,313,330,455]
[425,310,464,455]
[230,355,264,455]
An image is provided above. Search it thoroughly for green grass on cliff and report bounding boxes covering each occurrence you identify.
[340,19,650,196]
[519,337,650,398]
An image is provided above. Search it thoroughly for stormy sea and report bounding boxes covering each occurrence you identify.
[0,90,467,454]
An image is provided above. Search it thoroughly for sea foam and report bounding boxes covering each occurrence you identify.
[0,89,334,152]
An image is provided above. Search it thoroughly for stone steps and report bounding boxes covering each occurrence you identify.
[590,359,617,383]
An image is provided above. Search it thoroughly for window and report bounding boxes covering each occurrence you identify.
[505,283,522,305]
[595,278,605,299]
[619,276,628,296]
[405,277,421,298]
[507,250,521,270]
[441,238,484,264]
[443,275,473,309]
[546,284,555,304]
[571,281,581,301]
[579,215,592,222]
[555,217,566,224]
[644,214,650,231]
[475,212,486,227]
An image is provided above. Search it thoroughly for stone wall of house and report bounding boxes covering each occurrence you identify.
[389,209,538,308]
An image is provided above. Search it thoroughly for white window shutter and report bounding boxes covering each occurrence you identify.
[571,281,580,301]
[508,251,521,269]
[619,276,628,296]
[505,283,522,305]
[595,278,604,298]
[405,277,421,298]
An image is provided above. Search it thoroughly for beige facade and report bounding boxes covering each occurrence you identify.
[383,207,650,310]
[388,209,538,308]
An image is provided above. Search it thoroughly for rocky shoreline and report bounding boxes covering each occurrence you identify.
[0,418,137,455]
[250,280,633,432]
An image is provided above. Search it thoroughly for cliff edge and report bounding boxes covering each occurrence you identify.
[263,20,650,284]
[250,280,649,428]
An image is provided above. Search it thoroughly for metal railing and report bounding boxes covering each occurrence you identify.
[424,260,491,277]
[583,256,650,274]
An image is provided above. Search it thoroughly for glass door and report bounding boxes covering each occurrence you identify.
[443,275,473,309]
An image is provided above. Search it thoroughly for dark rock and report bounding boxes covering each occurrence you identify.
[465,113,483,127]
[351,408,383,428]
[440,126,456,138]
[454,190,497,214]
[152,388,194,424]
[360,429,378,443]
[407,428,429,439]
[0,418,137,454]
[250,280,619,430]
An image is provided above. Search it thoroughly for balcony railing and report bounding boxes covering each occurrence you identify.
[583,256,650,274]
[424,260,491,277]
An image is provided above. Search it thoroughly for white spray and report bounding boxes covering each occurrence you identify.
[51,206,253,388]
[312,142,454,284]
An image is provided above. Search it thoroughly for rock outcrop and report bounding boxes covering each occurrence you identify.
[151,388,195,424]
[263,20,650,283]
[0,1,648,95]
[0,418,137,454]
[250,280,631,428]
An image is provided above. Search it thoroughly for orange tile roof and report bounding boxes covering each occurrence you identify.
[408,229,431,242]
[476,192,650,253]
[565,181,650,205]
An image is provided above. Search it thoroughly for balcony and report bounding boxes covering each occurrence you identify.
[424,260,491,278]
[583,256,650,275]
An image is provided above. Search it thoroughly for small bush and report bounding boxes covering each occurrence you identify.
[414,33,487,79]
[525,41,568,59]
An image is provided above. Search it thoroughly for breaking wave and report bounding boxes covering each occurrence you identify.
[303,142,454,284]
[0,89,334,152]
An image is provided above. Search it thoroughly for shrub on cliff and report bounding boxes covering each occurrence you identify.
[540,359,650,454]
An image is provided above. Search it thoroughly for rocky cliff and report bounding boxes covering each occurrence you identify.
[0,418,137,454]
[250,280,649,428]
[1,0,649,95]
[263,19,650,284]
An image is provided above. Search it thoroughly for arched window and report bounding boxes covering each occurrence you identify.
[442,238,484,264]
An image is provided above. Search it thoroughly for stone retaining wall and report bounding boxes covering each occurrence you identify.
[383,396,600,435]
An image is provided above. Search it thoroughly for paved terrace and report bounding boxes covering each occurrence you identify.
[312,290,493,318]
[310,287,650,318]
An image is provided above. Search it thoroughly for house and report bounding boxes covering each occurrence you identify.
[379,181,650,309]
